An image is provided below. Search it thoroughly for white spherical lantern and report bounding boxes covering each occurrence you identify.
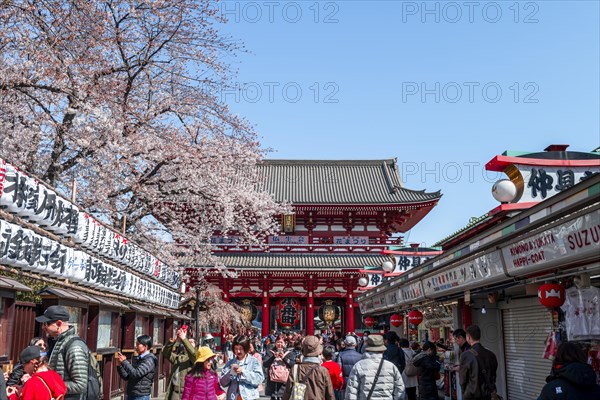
[358,276,369,287]
[492,179,517,203]
[382,260,395,273]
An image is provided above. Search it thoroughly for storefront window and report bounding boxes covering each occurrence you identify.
[153,318,164,345]
[97,310,112,349]
[134,315,144,347]
[64,306,82,337]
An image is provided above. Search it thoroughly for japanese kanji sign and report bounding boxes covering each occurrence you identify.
[276,298,300,328]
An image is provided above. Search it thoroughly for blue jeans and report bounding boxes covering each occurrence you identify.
[127,396,150,400]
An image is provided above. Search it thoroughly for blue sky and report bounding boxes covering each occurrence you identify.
[217,0,600,246]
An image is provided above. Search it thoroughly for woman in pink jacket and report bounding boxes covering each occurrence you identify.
[182,347,225,400]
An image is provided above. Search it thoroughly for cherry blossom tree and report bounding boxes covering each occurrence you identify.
[0,0,288,277]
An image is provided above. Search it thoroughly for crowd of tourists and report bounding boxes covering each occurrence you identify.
[2,306,599,400]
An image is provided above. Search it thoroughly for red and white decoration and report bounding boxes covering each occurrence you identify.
[390,313,403,327]
[408,310,423,326]
[538,283,565,308]
[364,316,376,328]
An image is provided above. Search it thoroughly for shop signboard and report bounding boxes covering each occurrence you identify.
[400,280,425,304]
[0,218,179,308]
[0,158,180,289]
[423,250,505,297]
[502,208,600,277]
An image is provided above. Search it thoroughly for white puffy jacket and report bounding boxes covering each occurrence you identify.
[344,352,405,400]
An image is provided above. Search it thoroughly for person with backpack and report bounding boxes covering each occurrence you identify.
[282,335,334,400]
[383,332,405,374]
[399,339,418,400]
[344,334,405,400]
[459,325,498,400]
[164,327,197,400]
[264,336,292,400]
[181,346,225,400]
[117,335,158,400]
[412,341,440,400]
[36,305,89,400]
[220,335,264,400]
[18,345,67,400]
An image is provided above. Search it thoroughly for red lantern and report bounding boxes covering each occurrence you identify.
[538,283,565,308]
[276,298,300,327]
[364,316,376,327]
[408,310,423,326]
[390,314,403,327]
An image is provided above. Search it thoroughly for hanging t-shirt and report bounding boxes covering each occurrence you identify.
[561,286,600,340]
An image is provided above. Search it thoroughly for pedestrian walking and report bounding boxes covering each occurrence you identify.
[337,335,363,400]
[321,346,343,400]
[164,327,197,400]
[35,305,89,399]
[537,341,600,400]
[412,341,440,400]
[116,335,158,400]
[264,336,292,400]
[357,331,370,354]
[181,346,225,400]
[383,331,406,374]
[7,337,48,389]
[459,325,498,400]
[220,335,264,400]
[18,345,67,400]
[344,334,405,400]
[282,335,334,400]
[399,338,418,400]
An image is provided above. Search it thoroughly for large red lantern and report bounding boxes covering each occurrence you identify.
[390,314,403,327]
[276,298,300,328]
[364,316,376,327]
[408,310,423,326]
[538,283,565,308]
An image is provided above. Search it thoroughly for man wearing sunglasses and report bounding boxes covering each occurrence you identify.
[36,305,89,400]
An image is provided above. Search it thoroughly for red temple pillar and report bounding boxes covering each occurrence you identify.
[345,294,355,334]
[262,290,270,338]
[221,280,230,349]
[306,293,315,335]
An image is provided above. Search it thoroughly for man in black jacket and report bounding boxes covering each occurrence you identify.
[459,325,498,400]
[117,335,158,400]
[383,331,406,374]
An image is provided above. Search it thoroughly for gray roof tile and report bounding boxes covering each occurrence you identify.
[257,159,441,204]
[214,252,388,270]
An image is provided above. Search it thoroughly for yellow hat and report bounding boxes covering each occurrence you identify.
[195,346,216,363]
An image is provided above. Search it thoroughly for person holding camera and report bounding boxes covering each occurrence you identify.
[164,325,197,400]
[117,335,158,400]
[220,335,264,400]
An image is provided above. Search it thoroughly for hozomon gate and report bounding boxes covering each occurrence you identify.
[186,159,441,338]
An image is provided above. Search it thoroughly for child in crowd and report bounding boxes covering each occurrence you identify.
[182,346,225,400]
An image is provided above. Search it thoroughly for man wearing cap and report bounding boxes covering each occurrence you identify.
[337,335,363,400]
[345,334,405,400]
[36,305,89,400]
[282,335,334,400]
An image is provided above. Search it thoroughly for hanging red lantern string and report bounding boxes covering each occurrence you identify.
[390,313,403,327]
[364,316,376,327]
[408,310,423,326]
[538,283,565,308]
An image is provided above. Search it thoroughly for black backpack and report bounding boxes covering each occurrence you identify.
[61,337,102,399]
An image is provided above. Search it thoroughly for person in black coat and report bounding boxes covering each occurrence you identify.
[117,335,158,399]
[537,341,600,400]
[383,331,406,374]
[413,341,441,400]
